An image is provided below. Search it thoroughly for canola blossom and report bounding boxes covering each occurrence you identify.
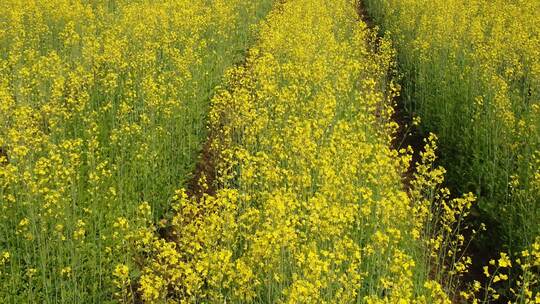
[0,0,272,302]
[1,0,536,302]
[363,0,540,301]
[136,0,475,302]
[364,0,540,248]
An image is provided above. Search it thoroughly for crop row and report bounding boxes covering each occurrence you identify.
[364,0,540,301]
[135,0,475,302]
[0,0,272,302]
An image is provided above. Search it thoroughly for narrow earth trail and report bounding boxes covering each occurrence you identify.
[186,138,218,199]
[357,0,423,190]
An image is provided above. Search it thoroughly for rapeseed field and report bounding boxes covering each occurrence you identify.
[0,0,538,303]
[0,0,272,301]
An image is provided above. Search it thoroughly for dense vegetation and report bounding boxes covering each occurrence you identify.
[0,0,272,301]
[135,0,475,301]
[0,0,539,303]
[363,0,540,301]
[364,0,540,249]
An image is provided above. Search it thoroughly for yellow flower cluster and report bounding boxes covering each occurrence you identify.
[364,0,540,250]
[461,238,540,303]
[0,251,9,276]
[0,0,272,301]
[138,0,476,302]
[1,0,488,301]
[364,0,540,300]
